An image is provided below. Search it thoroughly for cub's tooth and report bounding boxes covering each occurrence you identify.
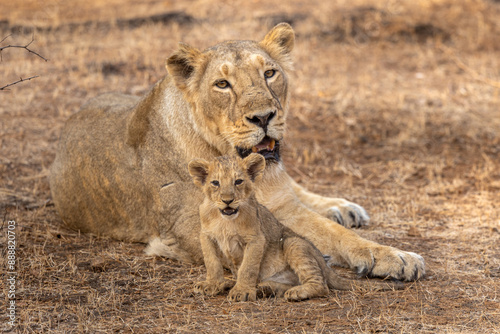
[252,147,258,153]
[269,139,275,150]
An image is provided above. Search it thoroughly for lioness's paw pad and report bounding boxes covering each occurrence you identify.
[328,203,369,228]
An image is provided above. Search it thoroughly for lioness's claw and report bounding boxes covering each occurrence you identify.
[328,203,370,228]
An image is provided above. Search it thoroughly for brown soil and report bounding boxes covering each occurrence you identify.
[1,0,499,333]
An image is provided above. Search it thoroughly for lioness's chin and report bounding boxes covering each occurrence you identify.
[236,136,280,162]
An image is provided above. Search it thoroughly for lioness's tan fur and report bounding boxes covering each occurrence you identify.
[50,23,425,281]
[189,154,403,301]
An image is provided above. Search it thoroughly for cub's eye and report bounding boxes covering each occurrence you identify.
[264,69,276,79]
[211,180,220,187]
[235,179,244,186]
[215,80,230,89]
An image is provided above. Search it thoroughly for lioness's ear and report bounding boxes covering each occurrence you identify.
[166,43,205,91]
[259,22,295,64]
[188,159,210,187]
[244,153,266,182]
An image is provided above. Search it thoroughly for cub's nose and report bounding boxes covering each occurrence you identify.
[246,111,276,131]
[222,199,234,205]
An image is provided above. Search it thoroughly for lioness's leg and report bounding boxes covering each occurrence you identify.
[278,205,425,281]
[289,177,369,228]
[151,181,205,264]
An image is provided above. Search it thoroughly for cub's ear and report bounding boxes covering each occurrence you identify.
[188,159,210,187]
[259,22,295,66]
[166,43,206,91]
[244,153,266,182]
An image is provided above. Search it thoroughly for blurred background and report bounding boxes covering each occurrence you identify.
[1,0,499,332]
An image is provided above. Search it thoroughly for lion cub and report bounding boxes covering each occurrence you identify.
[188,154,402,301]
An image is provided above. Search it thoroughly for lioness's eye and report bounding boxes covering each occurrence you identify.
[235,179,244,186]
[264,69,276,79]
[215,80,230,89]
[211,180,220,187]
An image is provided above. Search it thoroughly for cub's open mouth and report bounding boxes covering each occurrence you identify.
[236,136,280,161]
[220,207,239,216]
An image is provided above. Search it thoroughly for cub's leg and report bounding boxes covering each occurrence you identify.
[195,233,234,296]
[290,178,369,228]
[282,237,329,301]
[228,235,266,302]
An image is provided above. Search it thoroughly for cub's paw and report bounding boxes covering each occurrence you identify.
[284,284,328,301]
[194,279,234,296]
[347,245,425,281]
[228,285,257,302]
[327,202,369,228]
[257,281,291,298]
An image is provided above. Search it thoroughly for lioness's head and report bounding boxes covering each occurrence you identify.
[167,23,294,163]
[188,154,266,219]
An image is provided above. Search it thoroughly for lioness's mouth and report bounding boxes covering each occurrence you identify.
[220,207,239,216]
[236,136,280,161]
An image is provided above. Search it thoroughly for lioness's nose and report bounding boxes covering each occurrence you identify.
[246,111,275,130]
[222,199,234,205]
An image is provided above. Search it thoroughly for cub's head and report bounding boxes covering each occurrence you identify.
[188,154,266,219]
[167,23,294,163]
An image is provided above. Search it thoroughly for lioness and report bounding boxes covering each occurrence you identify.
[189,154,403,302]
[50,23,425,281]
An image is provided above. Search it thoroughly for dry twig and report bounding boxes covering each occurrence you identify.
[0,35,48,62]
[0,35,47,90]
[0,75,39,91]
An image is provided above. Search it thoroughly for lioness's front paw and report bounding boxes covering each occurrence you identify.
[328,202,369,228]
[194,279,234,296]
[347,246,425,281]
[228,285,257,302]
[372,249,425,281]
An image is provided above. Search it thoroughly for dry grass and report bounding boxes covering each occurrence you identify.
[1,0,499,333]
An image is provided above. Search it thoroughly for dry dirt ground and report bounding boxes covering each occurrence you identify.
[1,0,500,333]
